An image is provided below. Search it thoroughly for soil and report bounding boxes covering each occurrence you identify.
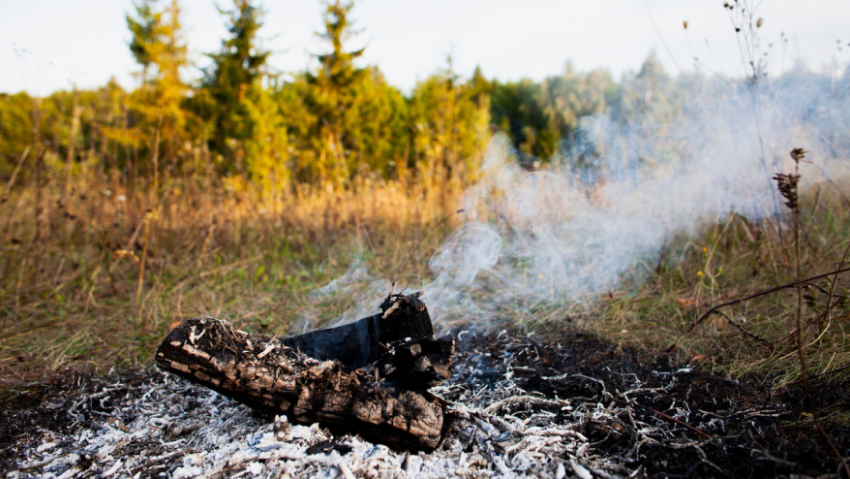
[1,329,849,478]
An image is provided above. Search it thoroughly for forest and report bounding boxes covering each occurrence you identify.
[0,0,705,194]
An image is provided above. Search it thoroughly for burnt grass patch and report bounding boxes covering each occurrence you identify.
[446,329,850,478]
[1,330,849,478]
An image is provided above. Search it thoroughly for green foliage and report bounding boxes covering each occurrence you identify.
[410,62,491,185]
[488,61,618,163]
[0,92,34,175]
[126,0,189,179]
[280,0,414,187]
[490,79,558,160]
[202,0,272,175]
[301,0,368,187]
[540,62,615,136]
[127,0,161,79]
[271,76,316,183]
[0,3,707,193]
[343,67,410,177]
[0,87,132,182]
[242,84,291,191]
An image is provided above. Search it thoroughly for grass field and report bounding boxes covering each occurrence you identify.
[1,162,849,392]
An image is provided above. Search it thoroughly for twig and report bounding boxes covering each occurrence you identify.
[770,304,850,349]
[609,396,712,440]
[785,149,849,479]
[820,240,850,333]
[804,361,850,383]
[3,145,31,197]
[667,266,850,353]
[136,217,151,305]
[714,310,771,346]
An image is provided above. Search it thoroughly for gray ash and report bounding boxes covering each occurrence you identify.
[2,331,849,478]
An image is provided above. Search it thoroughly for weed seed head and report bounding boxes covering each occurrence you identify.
[774,148,805,212]
[790,148,806,164]
[773,173,799,212]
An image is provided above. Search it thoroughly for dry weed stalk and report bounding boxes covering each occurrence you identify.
[775,148,849,478]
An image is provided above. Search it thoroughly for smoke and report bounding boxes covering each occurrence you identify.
[302,260,393,330]
[309,69,850,331]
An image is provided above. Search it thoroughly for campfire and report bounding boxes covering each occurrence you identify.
[3,294,846,477]
[155,293,454,450]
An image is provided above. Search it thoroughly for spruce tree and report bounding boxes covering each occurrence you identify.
[127,0,161,84]
[304,0,367,187]
[202,0,271,173]
[125,0,188,179]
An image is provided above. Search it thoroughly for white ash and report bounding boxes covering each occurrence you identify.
[5,338,707,479]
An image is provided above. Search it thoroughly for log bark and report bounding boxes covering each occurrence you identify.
[155,294,455,450]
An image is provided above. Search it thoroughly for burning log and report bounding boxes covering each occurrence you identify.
[155,293,454,450]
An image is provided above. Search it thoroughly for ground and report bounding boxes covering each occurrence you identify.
[2,328,849,478]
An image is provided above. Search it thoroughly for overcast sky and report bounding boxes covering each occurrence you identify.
[2,0,849,96]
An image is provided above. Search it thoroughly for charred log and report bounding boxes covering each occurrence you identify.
[155,294,455,450]
[376,336,455,389]
[278,293,433,370]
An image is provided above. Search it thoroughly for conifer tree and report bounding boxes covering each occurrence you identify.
[490,79,557,161]
[410,61,491,190]
[612,50,676,124]
[127,0,160,84]
[202,0,271,174]
[303,0,367,187]
[125,0,188,180]
[344,67,409,179]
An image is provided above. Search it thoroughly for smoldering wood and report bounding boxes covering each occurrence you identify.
[278,293,434,370]
[376,336,455,389]
[155,294,455,450]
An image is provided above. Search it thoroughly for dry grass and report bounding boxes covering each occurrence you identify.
[0,165,465,384]
[1,162,849,391]
[585,183,850,383]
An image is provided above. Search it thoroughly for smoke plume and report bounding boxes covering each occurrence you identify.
[310,69,850,331]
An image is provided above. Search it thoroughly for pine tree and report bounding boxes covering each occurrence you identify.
[202,0,271,174]
[125,0,188,181]
[410,61,491,191]
[303,0,367,188]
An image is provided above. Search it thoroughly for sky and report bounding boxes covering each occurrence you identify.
[2,0,849,96]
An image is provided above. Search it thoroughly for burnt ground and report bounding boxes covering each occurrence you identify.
[1,330,849,478]
[446,329,850,478]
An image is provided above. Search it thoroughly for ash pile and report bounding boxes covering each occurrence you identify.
[3,301,849,478]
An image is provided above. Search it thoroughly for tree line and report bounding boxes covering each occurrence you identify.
[0,0,742,194]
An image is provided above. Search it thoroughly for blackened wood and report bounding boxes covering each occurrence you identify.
[278,293,433,370]
[155,317,451,450]
[376,337,455,389]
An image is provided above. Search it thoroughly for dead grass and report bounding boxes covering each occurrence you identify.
[584,183,850,383]
[1,164,849,390]
[0,166,464,383]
